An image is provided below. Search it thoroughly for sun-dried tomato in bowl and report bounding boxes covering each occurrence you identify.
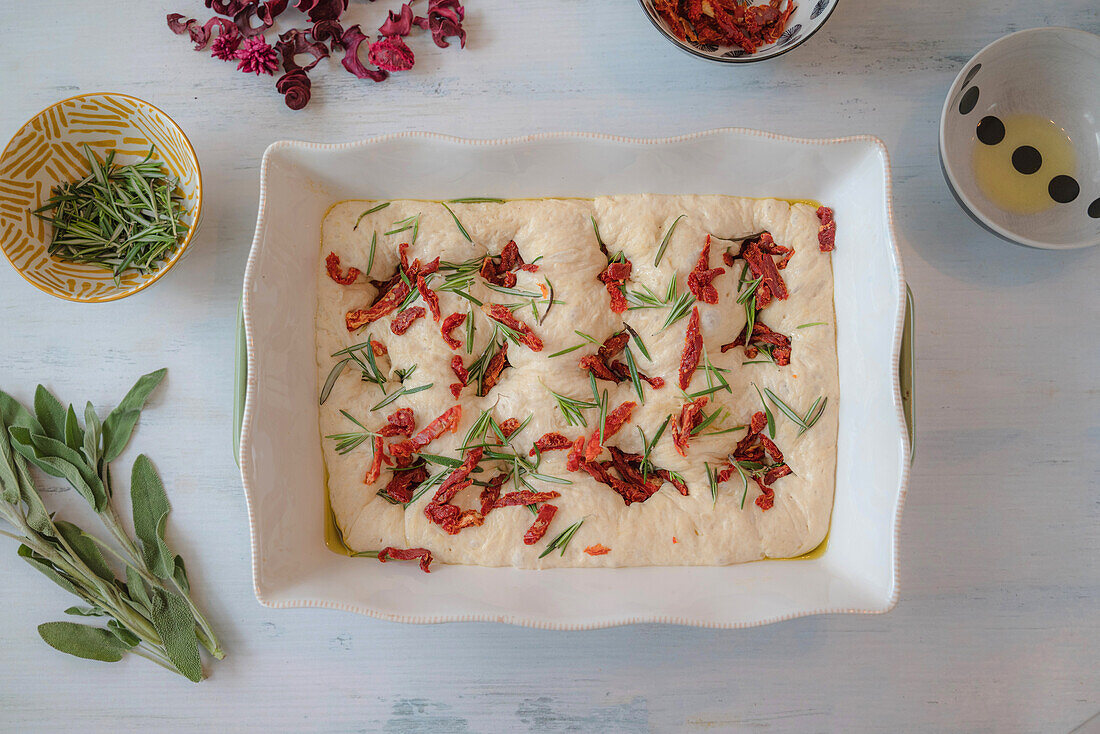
[649,0,800,57]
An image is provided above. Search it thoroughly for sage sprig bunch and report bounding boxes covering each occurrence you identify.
[0,369,223,681]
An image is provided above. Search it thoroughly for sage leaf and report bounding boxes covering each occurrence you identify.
[65,606,107,617]
[126,565,152,612]
[172,555,190,594]
[149,587,203,682]
[38,621,127,663]
[54,520,115,582]
[18,545,85,597]
[8,427,107,511]
[106,619,141,648]
[130,455,174,579]
[102,369,166,463]
[34,385,67,442]
[15,455,53,536]
[64,405,82,452]
[82,401,102,468]
[0,415,21,504]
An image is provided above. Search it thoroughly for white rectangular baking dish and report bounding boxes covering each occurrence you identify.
[238,129,911,628]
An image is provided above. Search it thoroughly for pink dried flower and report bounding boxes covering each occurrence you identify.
[368,35,415,72]
[211,32,243,59]
[295,0,347,22]
[276,69,312,110]
[379,4,417,37]
[424,0,466,49]
[338,24,389,81]
[235,36,279,75]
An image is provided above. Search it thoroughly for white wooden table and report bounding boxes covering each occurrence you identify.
[1,2,1097,731]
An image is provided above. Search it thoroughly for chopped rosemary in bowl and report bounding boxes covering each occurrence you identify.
[33,145,187,286]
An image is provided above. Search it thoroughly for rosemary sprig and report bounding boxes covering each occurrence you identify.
[575,330,599,344]
[764,389,828,436]
[686,384,730,399]
[325,410,380,455]
[654,214,686,267]
[548,343,585,358]
[590,216,607,250]
[546,386,596,427]
[623,323,651,361]
[447,197,505,204]
[394,363,418,383]
[465,309,476,354]
[371,382,432,412]
[752,382,777,438]
[597,388,609,446]
[623,345,645,404]
[797,322,827,329]
[700,345,732,395]
[439,202,472,242]
[353,202,390,230]
[32,144,185,285]
[661,291,696,331]
[385,214,420,244]
[637,415,670,483]
[539,519,584,559]
[706,462,718,505]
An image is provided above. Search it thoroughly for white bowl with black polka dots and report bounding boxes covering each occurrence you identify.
[637,0,840,63]
[939,27,1100,249]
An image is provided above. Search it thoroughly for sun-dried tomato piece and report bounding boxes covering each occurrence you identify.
[416,275,441,321]
[369,339,387,356]
[597,331,629,362]
[579,460,655,505]
[607,447,660,494]
[480,341,509,396]
[449,383,463,398]
[732,411,768,460]
[656,469,689,496]
[346,281,412,330]
[390,406,461,459]
[479,473,508,516]
[326,252,360,284]
[390,306,426,335]
[584,544,611,556]
[519,263,539,273]
[597,259,632,314]
[450,355,468,385]
[763,462,791,485]
[608,361,665,388]
[499,240,522,271]
[759,435,784,463]
[427,503,485,535]
[584,401,636,462]
[687,236,725,304]
[363,436,386,484]
[565,436,585,472]
[428,446,483,507]
[671,396,707,457]
[494,490,561,508]
[483,304,543,351]
[440,312,466,350]
[580,354,620,382]
[383,465,428,503]
[523,504,557,545]
[754,478,775,510]
[816,206,836,252]
[740,233,789,309]
[379,407,415,438]
[377,546,433,573]
[678,306,702,390]
[721,321,792,366]
[498,418,521,438]
[529,431,572,456]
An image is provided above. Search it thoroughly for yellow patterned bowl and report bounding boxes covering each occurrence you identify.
[0,93,201,302]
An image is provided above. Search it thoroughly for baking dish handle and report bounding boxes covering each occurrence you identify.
[234,296,247,468]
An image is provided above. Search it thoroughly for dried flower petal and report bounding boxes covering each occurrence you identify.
[338,24,389,81]
[380,3,418,37]
[275,69,312,110]
[368,35,416,72]
[276,28,330,72]
[424,0,466,49]
[206,0,249,16]
[295,0,347,22]
[312,19,345,49]
[257,0,289,25]
[233,2,274,38]
[167,14,198,37]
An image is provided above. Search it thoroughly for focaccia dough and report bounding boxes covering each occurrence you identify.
[316,195,838,568]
